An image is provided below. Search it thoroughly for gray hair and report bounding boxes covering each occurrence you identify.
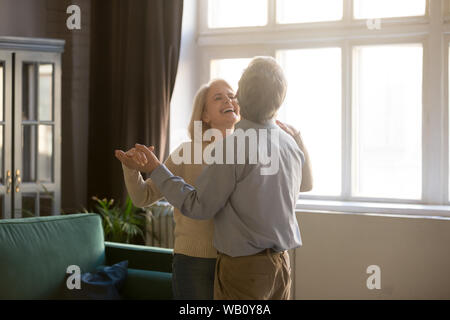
[237,56,287,124]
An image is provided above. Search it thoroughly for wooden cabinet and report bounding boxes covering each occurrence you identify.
[0,37,64,218]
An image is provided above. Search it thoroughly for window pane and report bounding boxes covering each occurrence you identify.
[0,63,3,121]
[277,0,343,24]
[353,45,422,199]
[23,63,37,121]
[210,58,252,92]
[22,193,36,218]
[23,125,36,182]
[208,0,268,28]
[39,64,53,121]
[0,126,2,184]
[40,192,53,216]
[354,0,426,19]
[277,48,342,196]
[38,125,53,182]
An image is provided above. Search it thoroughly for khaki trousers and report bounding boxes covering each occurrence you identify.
[214,249,291,300]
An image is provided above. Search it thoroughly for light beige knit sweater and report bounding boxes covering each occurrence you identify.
[121,141,217,258]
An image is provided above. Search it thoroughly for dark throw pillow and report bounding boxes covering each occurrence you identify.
[63,260,128,300]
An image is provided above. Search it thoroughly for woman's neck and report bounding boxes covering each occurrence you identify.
[206,126,234,144]
[215,125,234,138]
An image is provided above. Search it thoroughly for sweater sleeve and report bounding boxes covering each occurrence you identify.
[121,148,183,208]
[292,133,313,193]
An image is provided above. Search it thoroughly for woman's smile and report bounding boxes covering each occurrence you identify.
[221,105,238,115]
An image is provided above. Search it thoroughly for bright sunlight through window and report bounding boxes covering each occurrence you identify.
[353,44,423,199]
[277,0,343,24]
[353,0,426,19]
[208,0,268,29]
[210,58,252,92]
[277,48,342,196]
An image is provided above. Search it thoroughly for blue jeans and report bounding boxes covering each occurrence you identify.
[172,253,217,300]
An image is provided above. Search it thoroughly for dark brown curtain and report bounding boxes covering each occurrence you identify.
[88,0,183,205]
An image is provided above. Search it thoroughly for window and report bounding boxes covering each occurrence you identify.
[210,58,251,92]
[353,0,427,19]
[208,0,268,28]
[277,0,343,24]
[194,0,450,213]
[277,48,342,196]
[353,44,423,200]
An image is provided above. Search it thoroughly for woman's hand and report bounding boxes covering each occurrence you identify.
[276,120,313,192]
[133,144,161,173]
[115,145,156,171]
[125,147,148,166]
[276,120,301,138]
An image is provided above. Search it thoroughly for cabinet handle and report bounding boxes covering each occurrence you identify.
[6,170,12,194]
[15,169,21,193]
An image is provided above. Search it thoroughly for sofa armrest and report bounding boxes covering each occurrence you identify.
[123,268,172,300]
[105,242,173,273]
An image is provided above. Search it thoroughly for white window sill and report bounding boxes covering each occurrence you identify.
[296,199,450,220]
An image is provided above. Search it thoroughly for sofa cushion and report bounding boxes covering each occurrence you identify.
[0,213,105,299]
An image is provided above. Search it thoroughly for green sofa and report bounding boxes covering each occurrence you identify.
[0,213,173,299]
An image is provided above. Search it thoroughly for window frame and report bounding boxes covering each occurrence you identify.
[445,33,450,205]
[199,0,431,36]
[196,0,450,217]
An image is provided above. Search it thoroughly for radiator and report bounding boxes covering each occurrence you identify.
[145,201,175,249]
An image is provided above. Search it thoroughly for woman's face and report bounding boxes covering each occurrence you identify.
[202,80,240,131]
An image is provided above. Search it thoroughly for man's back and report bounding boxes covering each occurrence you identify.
[212,118,305,257]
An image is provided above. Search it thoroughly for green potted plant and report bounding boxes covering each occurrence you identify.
[90,196,146,245]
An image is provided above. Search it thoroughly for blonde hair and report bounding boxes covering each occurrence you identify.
[188,78,233,140]
[237,56,287,124]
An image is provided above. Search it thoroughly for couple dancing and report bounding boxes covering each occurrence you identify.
[115,56,313,300]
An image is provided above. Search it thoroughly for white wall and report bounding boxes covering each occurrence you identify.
[293,211,450,299]
[170,0,200,153]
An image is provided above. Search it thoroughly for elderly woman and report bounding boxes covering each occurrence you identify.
[115,79,239,299]
[117,57,313,300]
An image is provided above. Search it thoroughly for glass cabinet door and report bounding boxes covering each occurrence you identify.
[14,51,61,218]
[0,51,12,219]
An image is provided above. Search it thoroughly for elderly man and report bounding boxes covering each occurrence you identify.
[133,56,312,300]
